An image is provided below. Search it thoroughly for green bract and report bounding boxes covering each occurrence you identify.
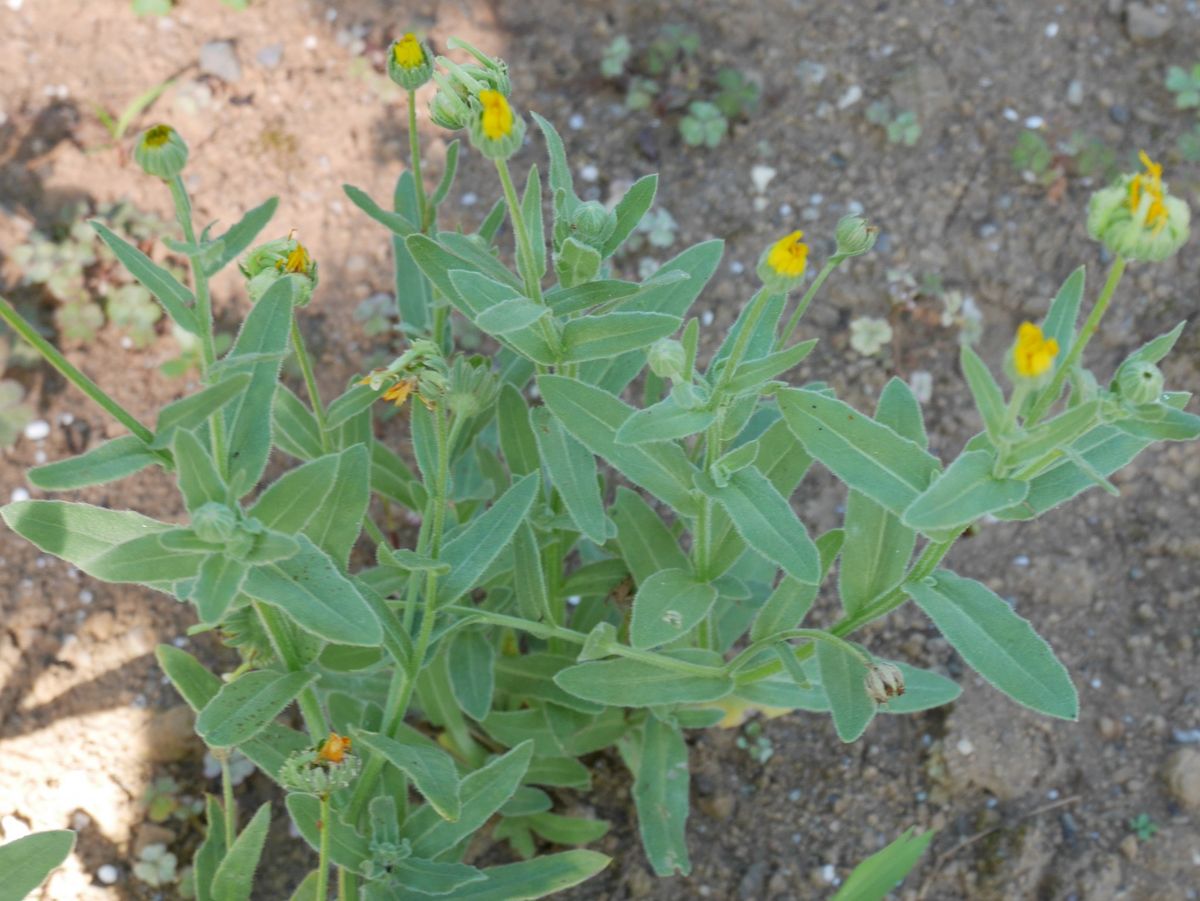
[1,29,1197,901]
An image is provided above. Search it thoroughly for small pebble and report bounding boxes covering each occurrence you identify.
[172,636,189,648]
[1090,677,1102,689]
[1108,105,1130,125]
[1173,729,1200,744]
[256,43,284,69]
[701,310,715,326]
[836,84,863,110]
[79,589,94,605]
[788,789,803,802]
[58,412,74,425]
[579,164,599,182]
[10,487,29,503]
[779,202,793,218]
[24,419,50,441]
[97,864,119,885]
[1047,789,1060,800]
[33,450,46,464]
[1045,22,1059,37]
[729,260,745,275]
[568,113,585,130]
[460,191,478,207]
[846,200,865,215]
[303,35,319,50]
[1024,116,1045,129]
[1066,80,1084,106]
[820,864,836,884]
[1002,107,1019,122]
[1013,554,1030,567]
[750,164,776,193]
[566,595,581,607]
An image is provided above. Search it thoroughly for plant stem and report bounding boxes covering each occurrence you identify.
[494,159,545,305]
[1025,254,1127,426]
[316,793,331,901]
[252,601,328,737]
[713,289,770,394]
[290,317,330,452]
[726,628,875,677]
[408,90,430,232]
[219,752,237,852]
[0,295,156,444]
[775,258,840,352]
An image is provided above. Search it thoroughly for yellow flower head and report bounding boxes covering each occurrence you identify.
[382,377,417,408]
[142,124,173,148]
[277,241,312,275]
[393,33,425,69]
[766,231,809,279]
[317,733,352,764]
[1127,151,1168,233]
[479,89,514,140]
[1012,322,1059,379]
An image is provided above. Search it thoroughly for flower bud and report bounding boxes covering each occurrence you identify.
[757,230,809,293]
[134,124,189,180]
[1116,360,1165,405]
[240,236,319,306]
[192,502,237,544]
[387,33,433,90]
[279,745,362,795]
[648,337,687,380]
[444,37,512,96]
[833,214,878,259]
[467,89,526,160]
[569,200,618,250]
[1087,151,1190,262]
[428,80,471,130]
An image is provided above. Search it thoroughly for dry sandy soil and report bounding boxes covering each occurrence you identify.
[1,0,1199,898]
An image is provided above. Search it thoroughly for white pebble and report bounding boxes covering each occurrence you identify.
[568,113,585,130]
[97,864,119,885]
[23,419,50,441]
[1013,554,1030,567]
[779,202,793,217]
[752,196,769,212]
[566,595,581,607]
[750,164,776,193]
[729,260,745,275]
[1090,677,1102,689]
[1047,789,1060,800]
[909,370,933,404]
[846,200,864,215]
[1002,107,1019,122]
[33,450,46,464]
[10,487,29,503]
[460,191,478,207]
[1045,22,1059,37]
[1024,116,1045,129]
[120,336,134,349]
[579,164,599,183]
[79,589,94,605]
[303,35,319,50]
[58,412,74,425]
[809,193,824,205]
[6,0,24,11]
[173,636,189,648]
[836,84,863,110]
[324,7,337,20]
[956,737,975,756]
[700,310,715,327]
[820,864,837,884]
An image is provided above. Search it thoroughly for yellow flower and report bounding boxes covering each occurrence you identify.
[142,124,173,148]
[766,231,809,278]
[1012,322,1059,379]
[393,33,425,69]
[1127,151,1168,233]
[479,89,514,140]
[382,378,417,407]
[277,241,312,275]
[317,733,351,764]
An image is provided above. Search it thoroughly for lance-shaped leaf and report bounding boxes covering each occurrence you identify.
[632,717,691,876]
[510,521,550,622]
[273,384,325,461]
[86,530,206,586]
[531,406,608,543]
[603,174,657,257]
[29,435,160,491]
[903,450,1028,534]
[778,388,941,515]
[555,651,732,707]
[961,345,1007,441]
[448,627,495,720]
[539,376,698,516]
[173,428,228,512]
[223,278,294,496]
[694,466,819,584]
[611,487,689,584]
[630,568,718,649]
[343,182,417,236]
[906,569,1078,719]
[437,473,540,605]
[210,802,271,901]
[391,858,486,896]
[151,373,252,449]
[816,640,876,743]
[878,661,962,714]
[0,500,173,569]
[193,795,226,901]
[832,828,934,901]
[196,669,317,747]
[616,393,715,445]
[559,312,679,363]
[402,742,534,858]
[1040,266,1086,363]
[410,851,610,901]
[355,731,462,821]
[751,529,843,642]
[203,197,279,276]
[91,220,200,335]
[393,171,433,332]
[447,269,557,365]
[0,830,75,901]
[723,338,818,395]
[193,554,247,624]
[243,534,383,646]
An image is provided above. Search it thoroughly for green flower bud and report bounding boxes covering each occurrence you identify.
[279,748,362,796]
[387,33,434,90]
[570,200,617,250]
[134,124,189,180]
[219,606,275,664]
[1087,152,1190,262]
[833,214,878,259]
[467,89,526,160]
[648,337,687,380]
[1116,360,1165,405]
[444,37,512,96]
[446,356,497,419]
[240,236,319,306]
[428,80,470,130]
[192,502,237,544]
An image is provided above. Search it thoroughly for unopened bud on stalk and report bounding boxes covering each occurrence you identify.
[387,32,434,90]
[648,337,687,381]
[240,236,319,306]
[134,124,189,179]
[833,214,878,259]
[192,502,237,544]
[1116,360,1165,405]
[864,663,905,704]
[1087,151,1190,262]
[570,200,618,250]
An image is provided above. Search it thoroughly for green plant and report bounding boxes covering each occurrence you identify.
[680,100,728,148]
[1,35,1196,901]
[1166,63,1200,110]
[735,720,774,763]
[866,100,921,146]
[600,35,631,79]
[92,78,175,148]
[1128,813,1159,841]
[1012,130,1054,180]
